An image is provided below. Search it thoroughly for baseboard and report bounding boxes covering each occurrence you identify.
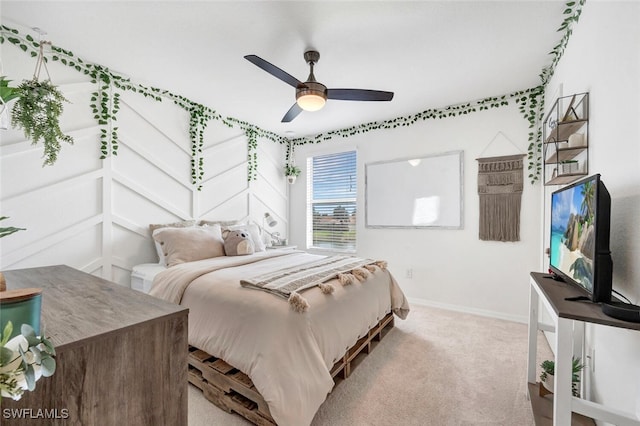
[407,297,528,324]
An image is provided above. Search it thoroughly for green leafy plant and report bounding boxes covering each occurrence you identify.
[0,322,56,401]
[0,76,20,103]
[10,79,74,166]
[540,357,584,397]
[0,216,25,239]
[285,164,301,177]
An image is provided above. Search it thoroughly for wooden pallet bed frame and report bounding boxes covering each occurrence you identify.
[188,311,395,425]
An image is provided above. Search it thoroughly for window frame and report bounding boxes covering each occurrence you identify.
[306,149,358,253]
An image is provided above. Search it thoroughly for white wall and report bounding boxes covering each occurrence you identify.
[543,2,640,421]
[289,102,542,322]
[0,39,288,286]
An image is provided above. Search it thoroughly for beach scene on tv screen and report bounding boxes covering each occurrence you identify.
[550,180,596,292]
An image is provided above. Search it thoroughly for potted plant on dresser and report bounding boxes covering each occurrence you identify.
[0,217,56,401]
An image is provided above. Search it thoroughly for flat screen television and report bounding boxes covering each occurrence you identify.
[549,174,612,302]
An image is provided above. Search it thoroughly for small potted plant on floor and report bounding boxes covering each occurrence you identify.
[539,357,584,397]
[284,164,301,184]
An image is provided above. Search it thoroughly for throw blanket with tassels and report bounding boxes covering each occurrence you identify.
[240,255,387,313]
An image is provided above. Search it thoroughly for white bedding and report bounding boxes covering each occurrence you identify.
[149,250,409,426]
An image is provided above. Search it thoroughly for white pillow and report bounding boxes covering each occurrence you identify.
[222,223,266,252]
[152,224,225,267]
[149,220,196,265]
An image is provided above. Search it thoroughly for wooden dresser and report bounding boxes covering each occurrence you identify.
[1,265,188,426]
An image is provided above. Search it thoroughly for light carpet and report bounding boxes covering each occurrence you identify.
[188,303,552,426]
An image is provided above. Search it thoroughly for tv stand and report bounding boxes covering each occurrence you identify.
[527,272,640,426]
[563,295,591,302]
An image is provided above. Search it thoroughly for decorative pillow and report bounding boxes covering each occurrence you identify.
[222,223,266,252]
[149,220,197,265]
[222,229,255,256]
[152,225,225,267]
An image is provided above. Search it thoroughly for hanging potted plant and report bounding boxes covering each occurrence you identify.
[9,41,74,166]
[285,164,301,184]
[11,79,74,166]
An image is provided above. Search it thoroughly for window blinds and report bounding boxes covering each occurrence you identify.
[307,151,357,251]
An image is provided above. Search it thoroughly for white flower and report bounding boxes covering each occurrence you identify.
[0,334,45,400]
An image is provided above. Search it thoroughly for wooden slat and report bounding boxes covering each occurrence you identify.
[212,358,235,374]
[191,349,213,363]
[188,311,395,425]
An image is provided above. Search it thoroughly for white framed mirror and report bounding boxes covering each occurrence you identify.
[365,150,463,229]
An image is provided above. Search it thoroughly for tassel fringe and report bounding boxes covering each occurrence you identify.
[374,260,388,270]
[338,273,356,286]
[288,292,309,313]
[318,283,335,294]
[352,267,369,282]
[364,264,377,273]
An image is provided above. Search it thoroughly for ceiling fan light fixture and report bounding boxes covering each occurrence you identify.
[297,93,326,111]
[296,81,327,112]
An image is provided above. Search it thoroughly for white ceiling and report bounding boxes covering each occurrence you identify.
[2,1,566,138]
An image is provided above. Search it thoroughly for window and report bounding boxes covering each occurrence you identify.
[307,150,357,252]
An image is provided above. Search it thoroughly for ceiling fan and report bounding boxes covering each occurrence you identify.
[244,50,394,122]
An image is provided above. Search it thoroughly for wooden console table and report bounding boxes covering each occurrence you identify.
[527,272,640,426]
[1,265,188,425]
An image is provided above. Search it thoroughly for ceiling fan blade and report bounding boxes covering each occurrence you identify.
[244,55,302,88]
[281,103,303,123]
[327,89,394,102]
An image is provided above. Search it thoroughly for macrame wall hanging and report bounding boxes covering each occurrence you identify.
[477,154,525,242]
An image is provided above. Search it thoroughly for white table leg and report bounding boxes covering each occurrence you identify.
[527,282,539,384]
[554,317,574,425]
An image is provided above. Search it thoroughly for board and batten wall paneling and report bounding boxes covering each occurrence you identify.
[0,42,288,286]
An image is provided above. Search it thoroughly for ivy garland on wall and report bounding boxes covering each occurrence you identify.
[0,0,583,186]
[286,87,545,182]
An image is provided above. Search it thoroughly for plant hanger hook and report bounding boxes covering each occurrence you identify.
[32,27,51,82]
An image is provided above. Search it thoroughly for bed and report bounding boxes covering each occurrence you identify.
[144,223,410,426]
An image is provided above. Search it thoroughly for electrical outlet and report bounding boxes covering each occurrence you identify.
[406,268,413,279]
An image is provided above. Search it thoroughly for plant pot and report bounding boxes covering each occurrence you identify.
[287,175,297,184]
[541,374,554,393]
[0,287,43,340]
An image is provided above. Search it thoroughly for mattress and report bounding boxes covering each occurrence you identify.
[130,263,166,293]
